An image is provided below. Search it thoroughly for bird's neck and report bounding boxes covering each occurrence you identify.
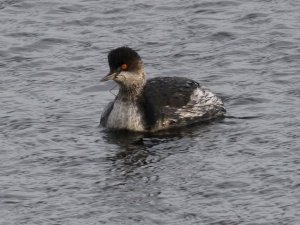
[117,81,145,102]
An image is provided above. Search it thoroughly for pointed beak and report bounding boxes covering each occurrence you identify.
[101,72,117,82]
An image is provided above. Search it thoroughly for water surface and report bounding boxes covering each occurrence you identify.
[1,0,300,224]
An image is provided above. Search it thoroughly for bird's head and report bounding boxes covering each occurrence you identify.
[101,46,145,88]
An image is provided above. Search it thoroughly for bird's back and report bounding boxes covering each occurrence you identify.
[143,77,225,131]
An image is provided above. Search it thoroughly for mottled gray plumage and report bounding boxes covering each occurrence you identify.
[100,47,225,132]
[143,77,225,131]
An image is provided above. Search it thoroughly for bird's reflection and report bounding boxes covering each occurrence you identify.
[103,130,148,168]
[102,122,212,173]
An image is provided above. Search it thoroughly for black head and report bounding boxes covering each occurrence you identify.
[108,46,142,73]
[101,47,145,85]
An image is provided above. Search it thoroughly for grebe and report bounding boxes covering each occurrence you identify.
[100,46,225,132]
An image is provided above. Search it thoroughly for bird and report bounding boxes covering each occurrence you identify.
[100,46,225,132]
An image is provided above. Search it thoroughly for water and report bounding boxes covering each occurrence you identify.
[1,0,300,224]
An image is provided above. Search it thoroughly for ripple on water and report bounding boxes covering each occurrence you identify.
[237,12,269,22]
[0,0,300,224]
[209,31,236,42]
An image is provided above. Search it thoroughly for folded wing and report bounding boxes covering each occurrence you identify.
[144,77,225,131]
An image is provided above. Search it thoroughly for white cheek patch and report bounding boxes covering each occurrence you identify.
[117,71,143,84]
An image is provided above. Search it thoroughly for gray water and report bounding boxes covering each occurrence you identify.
[1,0,300,224]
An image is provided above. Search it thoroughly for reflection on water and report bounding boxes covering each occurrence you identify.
[104,130,148,169]
[102,123,213,174]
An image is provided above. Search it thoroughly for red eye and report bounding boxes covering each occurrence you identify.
[121,64,128,70]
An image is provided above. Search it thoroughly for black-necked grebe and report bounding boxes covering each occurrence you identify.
[100,46,225,132]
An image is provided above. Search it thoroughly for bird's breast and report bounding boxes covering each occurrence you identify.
[106,100,145,131]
